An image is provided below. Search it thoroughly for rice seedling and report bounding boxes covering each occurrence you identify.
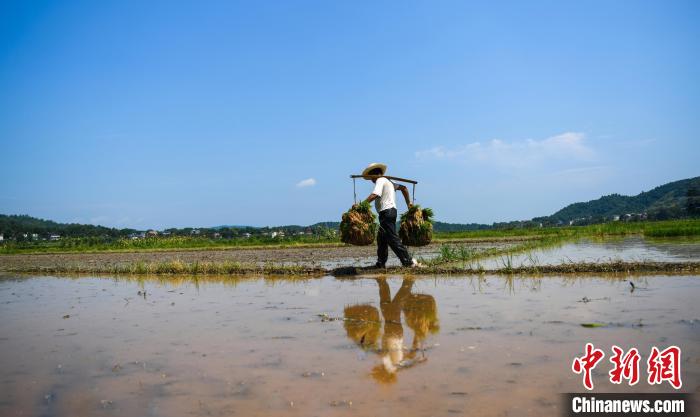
[499,253,514,273]
[458,245,475,264]
[525,252,540,268]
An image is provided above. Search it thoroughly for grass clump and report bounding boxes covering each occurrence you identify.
[340,202,377,246]
[399,205,434,246]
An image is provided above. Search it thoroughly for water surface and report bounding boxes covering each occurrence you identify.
[1,273,698,416]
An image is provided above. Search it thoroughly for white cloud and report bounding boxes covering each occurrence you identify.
[415,132,594,168]
[296,178,317,188]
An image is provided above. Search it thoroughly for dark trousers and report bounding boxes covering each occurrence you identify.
[377,208,412,266]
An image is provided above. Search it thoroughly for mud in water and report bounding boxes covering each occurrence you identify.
[0,273,698,417]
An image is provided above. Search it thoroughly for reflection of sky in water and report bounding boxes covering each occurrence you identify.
[477,237,700,269]
[0,273,698,417]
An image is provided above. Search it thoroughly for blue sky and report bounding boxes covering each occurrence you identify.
[1,0,698,229]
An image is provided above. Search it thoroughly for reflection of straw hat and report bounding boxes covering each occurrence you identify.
[362,163,387,179]
[404,294,440,339]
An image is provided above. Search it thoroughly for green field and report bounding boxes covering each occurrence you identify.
[1,219,698,255]
[435,219,700,239]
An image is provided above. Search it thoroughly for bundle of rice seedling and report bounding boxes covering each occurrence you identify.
[403,293,440,340]
[343,304,381,350]
[399,205,434,246]
[340,201,377,246]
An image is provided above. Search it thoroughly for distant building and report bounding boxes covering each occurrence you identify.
[49,234,61,241]
[243,233,251,238]
[213,232,221,239]
[613,215,620,221]
[146,230,158,237]
[0,234,4,241]
[31,233,39,240]
[190,229,201,235]
[271,231,278,238]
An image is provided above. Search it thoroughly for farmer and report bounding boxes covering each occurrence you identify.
[362,163,422,268]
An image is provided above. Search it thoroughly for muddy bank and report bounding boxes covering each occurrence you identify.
[4,260,700,277]
[334,261,700,276]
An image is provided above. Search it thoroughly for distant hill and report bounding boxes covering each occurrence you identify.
[533,176,700,225]
[0,214,135,239]
[433,221,491,232]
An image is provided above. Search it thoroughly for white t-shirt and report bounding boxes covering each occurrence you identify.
[371,177,399,212]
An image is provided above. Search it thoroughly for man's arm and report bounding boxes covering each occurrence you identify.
[397,185,412,208]
[364,178,384,204]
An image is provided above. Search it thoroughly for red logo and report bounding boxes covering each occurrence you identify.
[647,346,682,389]
[572,344,682,390]
[572,343,605,390]
[609,345,640,385]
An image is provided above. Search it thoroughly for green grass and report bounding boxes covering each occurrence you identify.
[434,219,700,240]
[0,234,341,254]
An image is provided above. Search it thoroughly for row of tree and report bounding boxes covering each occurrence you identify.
[0,215,137,240]
[0,214,339,242]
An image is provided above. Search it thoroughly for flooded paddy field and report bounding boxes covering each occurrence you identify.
[1,272,698,417]
[0,239,522,272]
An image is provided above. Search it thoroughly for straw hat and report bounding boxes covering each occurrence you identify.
[361,163,387,179]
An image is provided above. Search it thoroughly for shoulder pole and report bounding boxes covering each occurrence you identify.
[350,174,417,184]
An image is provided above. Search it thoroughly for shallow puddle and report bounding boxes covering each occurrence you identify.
[476,236,700,269]
[0,273,698,416]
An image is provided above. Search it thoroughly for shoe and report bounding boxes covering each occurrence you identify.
[409,258,425,268]
[374,262,386,269]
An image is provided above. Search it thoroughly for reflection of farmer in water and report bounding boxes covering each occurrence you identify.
[343,278,439,383]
